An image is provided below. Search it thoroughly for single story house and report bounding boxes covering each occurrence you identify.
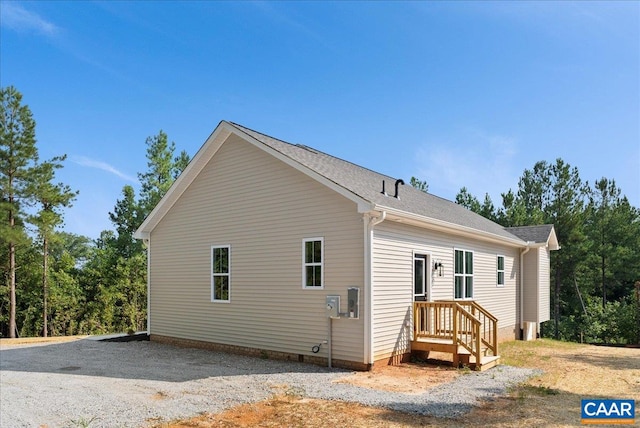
[134,121,559,370]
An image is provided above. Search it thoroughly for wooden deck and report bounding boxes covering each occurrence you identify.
[411,301,500,371]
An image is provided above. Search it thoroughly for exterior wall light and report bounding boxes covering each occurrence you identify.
[433,261,444,277]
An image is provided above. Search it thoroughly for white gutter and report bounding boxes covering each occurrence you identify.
[376,205,526,248]
[364,211,386,366]
[519,242,532,338]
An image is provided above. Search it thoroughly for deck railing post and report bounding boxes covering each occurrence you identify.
[452,304,458,344]
[413,302,418,340]
[493,318,498,356]
[475,321,481,365]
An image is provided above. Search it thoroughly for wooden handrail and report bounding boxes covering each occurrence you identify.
[413,300,498,364]
[468,300,498,357]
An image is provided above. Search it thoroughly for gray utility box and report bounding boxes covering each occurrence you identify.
[326,295,340,319]
[347,287,360,319]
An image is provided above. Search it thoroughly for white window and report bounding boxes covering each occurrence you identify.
[211,245,230,302]
[303,238,323,288]
[497,255,505,287]
[454,249,473,299]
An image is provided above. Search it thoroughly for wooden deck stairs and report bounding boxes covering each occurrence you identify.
[411,301,500,371]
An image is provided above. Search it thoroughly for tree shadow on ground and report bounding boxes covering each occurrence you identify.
[555,348,640,371]
[376,388,638,427]
[0,338,344,382]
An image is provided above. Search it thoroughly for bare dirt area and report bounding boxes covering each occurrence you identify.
[333,357,459,394]
[0,335,87,346]
[162,396,444,428]
[472,340,640,427]
[161,340,640,428]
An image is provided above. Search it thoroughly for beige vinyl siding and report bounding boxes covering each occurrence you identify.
[149,134,365,363]
[522,249,540,323]
[372,222,519,360]
[538,247,551,322]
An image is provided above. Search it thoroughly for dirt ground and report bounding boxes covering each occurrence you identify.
[160,340,640,428]
[333,353,460,394]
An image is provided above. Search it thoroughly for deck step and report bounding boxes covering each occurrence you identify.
[468,355,500,371]
[411,338,500,371]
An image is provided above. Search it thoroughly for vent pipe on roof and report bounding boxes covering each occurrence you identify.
[381,180,388,196]
[394,179,405,199]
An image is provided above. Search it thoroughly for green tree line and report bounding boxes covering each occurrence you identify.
[1,86,188,337]
[448,158,640,344]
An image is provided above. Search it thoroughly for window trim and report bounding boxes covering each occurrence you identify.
[211,244,231,303]
[497,255,505,288]
[413,252,430,301]
[302,237,324,289]
[454,248,474,300]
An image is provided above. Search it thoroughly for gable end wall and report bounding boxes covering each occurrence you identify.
[149,135,365,363]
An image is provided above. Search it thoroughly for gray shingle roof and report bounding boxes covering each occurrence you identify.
[228,122,526,244]
[506,225,555,244]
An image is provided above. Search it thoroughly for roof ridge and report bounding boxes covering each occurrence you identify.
[227,121,515,216]
[505,224,554,229]
[227,121,400,182]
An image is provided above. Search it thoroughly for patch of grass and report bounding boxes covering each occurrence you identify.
[460,364,472,374]
[259,350,269,359]
[515,384,560,398]
[69,416,97,427]
[283,385,305,398]
[499,338,582,367]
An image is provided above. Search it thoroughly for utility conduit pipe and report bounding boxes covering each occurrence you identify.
[328,316,332,368]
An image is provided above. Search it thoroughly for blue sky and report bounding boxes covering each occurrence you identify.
[2,1,638,239]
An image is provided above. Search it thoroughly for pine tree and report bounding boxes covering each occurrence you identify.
[28,157,77,337]
[496,159,588,339]
[138,131,190,217]
[455,187,481,212]
[455,188,498,222]
[409,176,429,193]
[88,131,191,334]
[0,86,39,338]
[108,185,143,258]
[585,178,640,308]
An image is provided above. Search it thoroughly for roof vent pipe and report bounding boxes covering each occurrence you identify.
[394,179,405,199]
[381,180,387,196]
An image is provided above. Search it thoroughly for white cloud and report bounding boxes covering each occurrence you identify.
[414,129,519,204]
[1,2,59,36]
[71,156,138,183]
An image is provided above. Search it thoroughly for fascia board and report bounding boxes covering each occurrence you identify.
[376,205,527,248]
[134,122,233,239]
[134,121,374,239]
[547,227,561,250]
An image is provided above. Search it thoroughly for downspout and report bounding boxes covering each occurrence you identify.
[519,242,532,339]
[364,211,386,366]
[144,238,151,336]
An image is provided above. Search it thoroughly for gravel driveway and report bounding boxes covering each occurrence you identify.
[0,338,539,427]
